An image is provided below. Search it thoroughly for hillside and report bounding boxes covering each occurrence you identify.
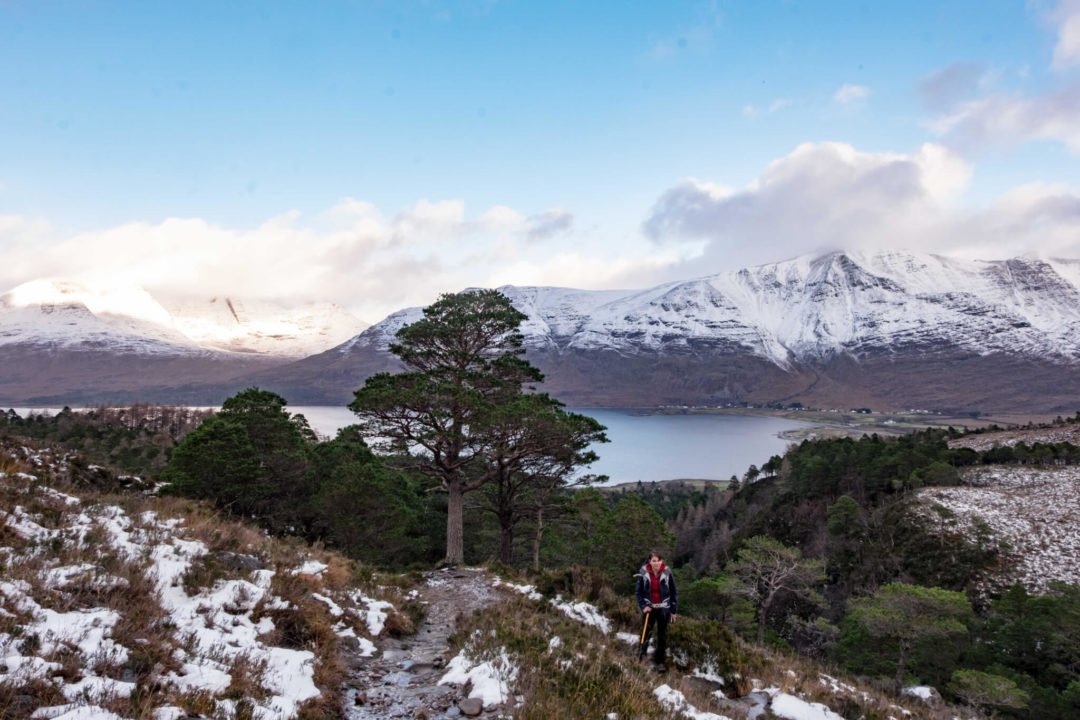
[918,466,1080,594]
[251,250,1080,412]
[7,251,1080,411]
[0,281,365,405]
[0,436,960,720]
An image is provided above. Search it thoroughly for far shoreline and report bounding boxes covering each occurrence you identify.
[629,405,1059,441]
[8,402,1059,445]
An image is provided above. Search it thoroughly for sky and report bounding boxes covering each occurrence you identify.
[2,0,1080,322]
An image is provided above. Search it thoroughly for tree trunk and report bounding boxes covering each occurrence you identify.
[757,602,769,647]
[446,481,464,565]
[532,506,544,572]
[894,644,908,696]
[499,520,514,566]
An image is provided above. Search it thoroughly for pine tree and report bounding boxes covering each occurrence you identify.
[349,290,555,564]
[849,583,972,696]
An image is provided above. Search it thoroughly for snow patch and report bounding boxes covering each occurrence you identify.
[439,648,518,709]
[653,684,732,720]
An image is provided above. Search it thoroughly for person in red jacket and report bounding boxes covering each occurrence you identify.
[635,551,678,671]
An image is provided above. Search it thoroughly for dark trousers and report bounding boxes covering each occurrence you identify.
[639,609,669,665]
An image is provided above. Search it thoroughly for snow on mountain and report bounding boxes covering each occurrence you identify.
[0,280,209,355]
[0,281,368,359]
[165,297,368,357]
[345,250,1080,367]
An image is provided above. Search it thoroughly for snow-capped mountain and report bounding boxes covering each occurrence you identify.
[0,281,363,404]
[6,251,1080,410]
[0,280,210,355]
[257,250,1080,412]
[337,250,1080,364]
[0,280,368,358]
[165,296,368,358]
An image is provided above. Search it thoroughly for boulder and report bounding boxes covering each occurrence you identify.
[903,685,943,706]
[458,697,483,716]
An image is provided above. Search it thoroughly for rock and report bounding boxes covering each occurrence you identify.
[903,685,943,706]
[216,551,267,570]
[9,696,34,717]
[743,692,771,720]
[458,697,483,716]
[684,676,723,694]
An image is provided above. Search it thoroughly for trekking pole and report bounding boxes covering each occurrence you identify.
[638,611,650,658]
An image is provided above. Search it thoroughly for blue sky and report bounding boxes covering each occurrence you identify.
[2,1,1080,320]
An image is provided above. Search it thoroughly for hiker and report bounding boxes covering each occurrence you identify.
[635,551,677,671]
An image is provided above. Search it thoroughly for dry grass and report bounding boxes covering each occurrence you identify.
[448,594,677,719]
[0,436,418,720]
[482,567,979,720]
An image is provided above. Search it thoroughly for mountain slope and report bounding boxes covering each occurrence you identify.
[252,250,1080,411]
[165,296,367,358]
[0,282,371,404]
[0,282,287,404]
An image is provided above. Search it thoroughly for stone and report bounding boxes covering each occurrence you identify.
[458,697,483,716]
[743,692,771,720]
[9,697,34,717]
[216,551,267,570]
[903,685,943,706]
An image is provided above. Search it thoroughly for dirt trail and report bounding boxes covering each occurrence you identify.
[343,567,502,720]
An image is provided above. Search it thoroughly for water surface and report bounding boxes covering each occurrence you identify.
[9,405,810,486]
[293,406,809,485]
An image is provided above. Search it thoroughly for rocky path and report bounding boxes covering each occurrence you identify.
[343,567,502,720]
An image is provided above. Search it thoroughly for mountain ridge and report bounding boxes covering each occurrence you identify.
[4,249,1080,410]
[246,249,1080,412]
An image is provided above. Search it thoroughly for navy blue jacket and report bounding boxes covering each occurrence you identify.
[635,563,677,615]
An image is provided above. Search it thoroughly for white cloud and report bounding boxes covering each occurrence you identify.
[833,83,869,103]
[488,251,682,291]
[947,182,1080,260]
[918,62,986,111]
[390,199,467,243]
[742,99,789,118]
[1052,0,1080,69]
[918,4,1080,153]
[769,98,792,113]
[929,83,1080,152]
[0,200,645,323]
[640,140,1080,276]
[645,141,971,251]
[478,205,527,233]
[525,208,573,242]
[0,214,51,243]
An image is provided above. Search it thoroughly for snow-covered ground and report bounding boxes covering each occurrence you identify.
[948,425,1080,452]
[0,445,398,720]
[492,575,932,720]
[919,466,1080,592]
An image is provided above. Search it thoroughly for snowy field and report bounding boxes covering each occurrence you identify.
[919,466,1080,592]
[948,425,1080,452]
[0,442,396,720]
